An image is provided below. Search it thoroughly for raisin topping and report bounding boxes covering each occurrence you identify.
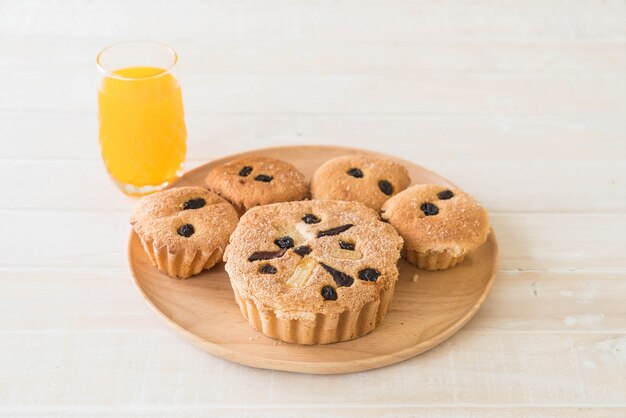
[317,224,354,238]
[420,202,439,216]
[177,224,195,238]
[346,168,364,178]
[293,245,312,257]
[302,213,321,224]
[339,240,355,251]
[320,263,354,287]
[321,286,337,301]
[358,268,381,282]
[378,180,393,196]
[437,190,454,200]
[181,198,206,210]
[274,236,295,249]
[259,264,277,274]
[254,174,273,183]
[239,166,253,177]
[248,248,287,262]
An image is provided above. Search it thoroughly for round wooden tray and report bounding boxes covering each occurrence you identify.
[128,145,499,374]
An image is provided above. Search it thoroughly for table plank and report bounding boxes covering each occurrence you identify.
[1,408,624,418]
[3,72,626,115]
[2,0,625,41]
[1,269,624,334]
[3,159,625,212]
[0,211,624,270]
[3,39,626,75]
[3,112,626,162]
[0,331,623,407]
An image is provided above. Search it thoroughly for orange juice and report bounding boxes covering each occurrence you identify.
[98,66,186,193]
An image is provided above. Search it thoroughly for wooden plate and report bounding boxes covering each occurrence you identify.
[128,145,499,374]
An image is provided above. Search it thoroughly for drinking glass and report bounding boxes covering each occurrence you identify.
[97,41,187,195]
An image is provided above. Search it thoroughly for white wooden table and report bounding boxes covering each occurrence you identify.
[1,1,625,416]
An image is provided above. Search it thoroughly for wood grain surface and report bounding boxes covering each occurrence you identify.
[0,0,625,416]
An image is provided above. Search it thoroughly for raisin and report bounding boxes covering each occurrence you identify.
[302,213,321,224]
[321,286,337,300]
[239,166,253,177]
[181,198,206,210]
[346,168,363,178]
[254,174,273,183]
[293,245,312,257]
[177,223,195,238]
[359,268,381,282]
[320,263,354,287]
[378,180,393,196]
[317,224,354,238]
[248,248,287,262]
[420,202,439,216]
[339,240,355,251]
[274,236,294,249]
[437,189,454,200]
[259,264,277,274]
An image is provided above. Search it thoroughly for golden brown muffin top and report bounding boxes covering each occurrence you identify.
[224,200,403,320]
[311,154,411,211]
[381,184,490,256]
[130,186,239,253]
[205,156,308,212]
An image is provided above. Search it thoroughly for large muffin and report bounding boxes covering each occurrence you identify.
[131,186,239,279]
[224,200,403,344]
[311,154,411,211]
[205,156,309,213]
[381,184,490,270]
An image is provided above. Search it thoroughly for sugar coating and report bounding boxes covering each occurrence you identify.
[205,156,309,212]
[381,184,490,257]
[131,186,239,256]
[225,200,403,319]
[311,154,411,211]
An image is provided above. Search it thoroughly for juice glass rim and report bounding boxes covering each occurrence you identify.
[96,40,178,81]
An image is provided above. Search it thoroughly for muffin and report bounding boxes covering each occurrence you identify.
[205,156,308,213]
[381,184,490,270]
[224,200,403,344]
[311,154,411,211]
[131,186,239,279]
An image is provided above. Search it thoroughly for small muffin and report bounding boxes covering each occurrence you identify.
[311,154,411,211]
[205,156,308,213]
[131,186,239,279]
[381,184,490,270]
[225,200,403,345]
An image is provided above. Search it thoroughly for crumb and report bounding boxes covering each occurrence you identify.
[412,272,419,282]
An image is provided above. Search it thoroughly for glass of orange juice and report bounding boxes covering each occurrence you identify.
[97,41,186,195]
